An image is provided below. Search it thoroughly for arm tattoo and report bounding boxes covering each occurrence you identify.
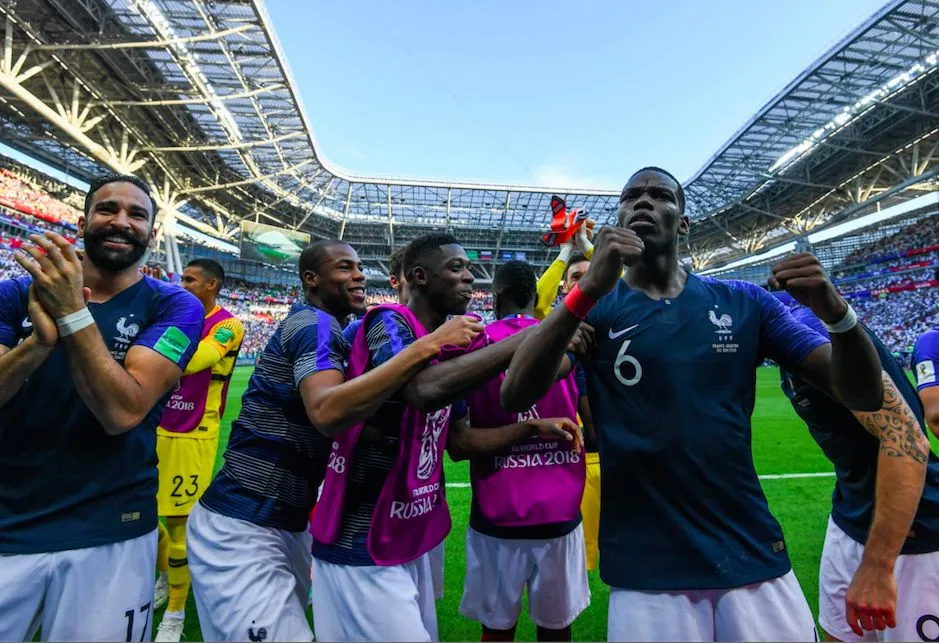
[853,371,929,465]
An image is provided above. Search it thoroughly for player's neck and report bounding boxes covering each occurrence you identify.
[82,257,144,303]
[625,248,686,300]
[498,306,532,320]
[202,297,218,315]
[408,293,446,332]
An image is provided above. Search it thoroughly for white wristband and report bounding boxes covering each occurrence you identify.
[822,302,857,334]
[56,307,95,337]
[557,243,573,264]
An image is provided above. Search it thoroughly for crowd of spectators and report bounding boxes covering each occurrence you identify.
[0,168,81,226]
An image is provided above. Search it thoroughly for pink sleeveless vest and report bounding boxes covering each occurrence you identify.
[160,307,236,434]
[468,315,586,527]
[311,303,453,566]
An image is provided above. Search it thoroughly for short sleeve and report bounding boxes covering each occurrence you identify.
[913,330,939,392]
[286,308,348,386]
[751,287,828,371]
[0,277,28,348]
[134,282,203,370]
[366,310,417,367]
[204,317,245,358]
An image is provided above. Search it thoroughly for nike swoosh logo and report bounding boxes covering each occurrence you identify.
[608,324,639,340]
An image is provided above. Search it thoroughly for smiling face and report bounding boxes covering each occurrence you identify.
[412,243,475,315]
[79,181,155,273]
[616,169,689,251]
[302,242,367,316]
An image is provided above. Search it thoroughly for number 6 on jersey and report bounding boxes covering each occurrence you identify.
[613,339,642,387]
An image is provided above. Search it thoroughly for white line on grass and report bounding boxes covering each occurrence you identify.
[442,471,835,489]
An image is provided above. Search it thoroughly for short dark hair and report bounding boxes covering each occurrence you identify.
[564,252,589,280]
[187,258,225,287]
[403,233,460,281]
[626,166,686,213]
[84,174,158,223]
[299,239,346,280]
[389,244,409,281]
[493,260,537,310]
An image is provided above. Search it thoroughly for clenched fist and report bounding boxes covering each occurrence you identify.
[578,228,644,299]
[428,315,484,350]
[769,253,847,324]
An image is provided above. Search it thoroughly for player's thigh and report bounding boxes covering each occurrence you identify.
[818,517,874,642]
[156,437,215,517]
[887,548,939,642]
[43,529,158,642]
[459,528,533,630]
[715,570,818,642]
[0,551,50,641]
[607,587,713,642]
[312,557,435,642]
[186,504,312,642]
[528,524,591,629]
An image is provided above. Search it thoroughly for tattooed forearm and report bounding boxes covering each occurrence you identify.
[853,371,929,465]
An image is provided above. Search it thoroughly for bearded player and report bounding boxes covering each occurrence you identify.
[0,175,203,641]
[780,304,939,641]
[458,260,589,642]
[152,258,244,642]
[502,167,884,642]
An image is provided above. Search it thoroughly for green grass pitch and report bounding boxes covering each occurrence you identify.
[157,366,933,641]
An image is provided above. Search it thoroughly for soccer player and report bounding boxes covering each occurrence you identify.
[914,326,939,438]
[187,239,482,642]
[458,260,589,642]
[310,233,582,643]
[501,167,885,642]
[534,222,594,320]
[780,305,939,641]
[152,258,244,642]
[0,174,204,642]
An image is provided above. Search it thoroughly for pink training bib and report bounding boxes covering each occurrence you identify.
[160,307,235,434]
[467,315,585,527]
[311,303,452,566]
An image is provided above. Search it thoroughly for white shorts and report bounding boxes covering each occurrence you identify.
[819,515,939,641]
[311,553,438,642]
[429,540,445,601]
[187,503,313,642]
[607,570,816,642]
[459,525,590,630]
[0,529,157,642]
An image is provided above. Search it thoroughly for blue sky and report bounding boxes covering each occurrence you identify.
[266,0,887,191]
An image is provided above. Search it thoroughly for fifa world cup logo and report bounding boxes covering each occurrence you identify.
[417,408,450,481]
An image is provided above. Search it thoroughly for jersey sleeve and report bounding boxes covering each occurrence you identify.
[366,310,418,367]
[183,317,245,375]
[287,309,348,386]
[913,330,939,392]
[575,361,588,396]
[0,277,28,349]
[751,287,828,371]
[134,284,203,370]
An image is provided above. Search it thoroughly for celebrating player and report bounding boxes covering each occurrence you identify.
[457,260,589,642]
[152,259,244,642]
[310,233,582,642]
[780,305,939,641]
[914,326,939,438]
[0,174,204,642]
[501,167,884,642]
[187,239,481,641]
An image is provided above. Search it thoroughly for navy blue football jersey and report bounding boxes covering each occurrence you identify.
[583,274,827,590]
[781,307,939,554]
[0,275,203,553]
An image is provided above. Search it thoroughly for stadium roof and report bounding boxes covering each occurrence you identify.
[0,0,937,274]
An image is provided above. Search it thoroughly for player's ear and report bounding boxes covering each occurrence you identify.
[77,216,86,239]
[302,269,319,289]
[411,265,428,287]
[678,215,690,236]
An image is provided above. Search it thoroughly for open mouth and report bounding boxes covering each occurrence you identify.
[348,286,366,300]
[100,235,135,249]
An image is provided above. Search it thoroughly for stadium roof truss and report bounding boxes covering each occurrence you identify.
[0,0,936,275]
